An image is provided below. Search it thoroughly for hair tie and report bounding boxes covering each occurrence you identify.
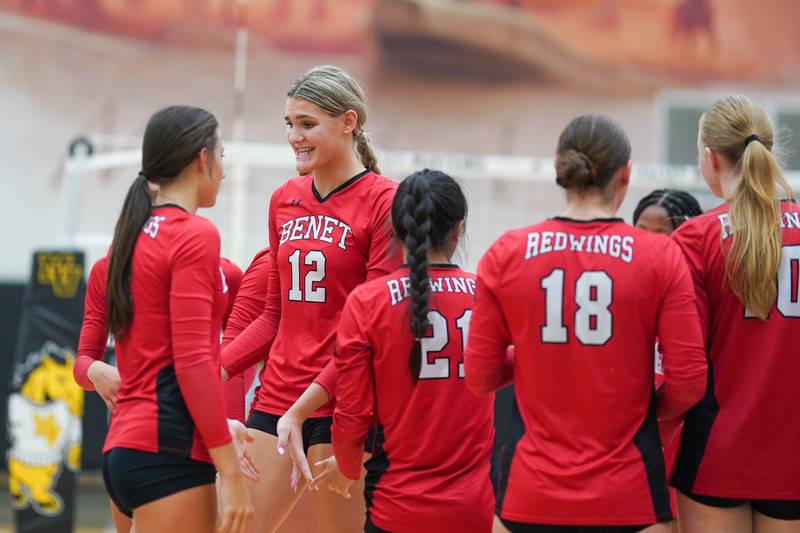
[137,170,149,180]
[745,134,760,146]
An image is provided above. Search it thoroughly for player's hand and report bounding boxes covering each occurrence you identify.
[87,361,121,412]
[216,470,253,533]
[227,419,259,481]
[276,412,313,491]
[310,456,353,499]
[220,366,230,382]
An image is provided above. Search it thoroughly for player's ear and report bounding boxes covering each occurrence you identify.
[619,160,632,187]
[342,110,358,136]
[196,146,211,177]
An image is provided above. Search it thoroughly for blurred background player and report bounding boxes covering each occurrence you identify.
[633,189,703,235]
[222,247,268,424]
[220,65,400,533]
[670,95,800,533]
[310,169,495,533]
[465,114,708,533]
[101,106,252,533]
[631,187,703,532]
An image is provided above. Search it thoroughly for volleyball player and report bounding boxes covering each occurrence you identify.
[222,247,268,423]
[633,189,703,235]
[305,169,494,533]
[220,65,400,532]
[670,95,800,532]
[102,105,252,533]
[465,114,708,533]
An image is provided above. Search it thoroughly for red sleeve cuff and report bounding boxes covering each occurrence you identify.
[73,355,96,391]
[332,439,363,481]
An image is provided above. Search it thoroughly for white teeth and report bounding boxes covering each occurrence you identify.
[296,147,313,154]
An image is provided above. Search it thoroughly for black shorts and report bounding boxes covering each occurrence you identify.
[500,521,652,533]
[246,410,332,454]
[682,491,800,520]
[364,514,390,532]
[102,448,216,518]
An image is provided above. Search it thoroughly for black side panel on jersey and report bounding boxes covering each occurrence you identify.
[364,424,389,511]
[670,356,719,492]
[156,363,194,458]
[632,391,672,522]
[495,394,526,516]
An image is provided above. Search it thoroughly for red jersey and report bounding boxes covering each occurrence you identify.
[221,247,271,422]
[74,256,110,390]
[222,171,399,417]
[671,202,800,499]
[465,217,707,526]
[332,266,494,533]
[104,205,231,462]
[219,257,243,332]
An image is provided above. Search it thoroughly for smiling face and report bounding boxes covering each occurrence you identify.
[285,97,354,176]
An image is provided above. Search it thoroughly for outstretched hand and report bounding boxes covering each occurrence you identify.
[310,456,353,499]
[276,412,313,491]
[227,419,259,481]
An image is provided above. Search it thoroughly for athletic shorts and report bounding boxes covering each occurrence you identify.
[364,514,390,533]
[246,410,332,454]
[102,448,216,518]
[682,491,800,520]
[499,521,653,533]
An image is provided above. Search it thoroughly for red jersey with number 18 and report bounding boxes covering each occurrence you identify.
[222,170,399,417]
[465,217,707,526]
[670,202,800,498]
[333,265,494,533]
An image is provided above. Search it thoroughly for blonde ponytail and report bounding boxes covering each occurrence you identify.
[701,96,794,318]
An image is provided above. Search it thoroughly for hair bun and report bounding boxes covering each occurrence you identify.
[556,149,598,189]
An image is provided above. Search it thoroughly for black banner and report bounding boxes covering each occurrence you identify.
[7,251,86,533]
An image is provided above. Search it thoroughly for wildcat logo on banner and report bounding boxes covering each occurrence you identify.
[35,253,83,300]
[8,250,86,533]
[8,342,83,516]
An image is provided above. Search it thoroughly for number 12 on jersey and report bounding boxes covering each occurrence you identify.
[541,269,614,345]
[288,249,326,303]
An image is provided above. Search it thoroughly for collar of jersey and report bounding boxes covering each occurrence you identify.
[400,263,460,269]
[152,203,188,212]
[550,216,625,224]
[311,168,370,203]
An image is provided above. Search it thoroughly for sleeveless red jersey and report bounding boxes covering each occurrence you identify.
[333,265,494,533]
[104,205,231,462]
[221,171,399,417]
[671,202,800,498]
[465,217,707,526]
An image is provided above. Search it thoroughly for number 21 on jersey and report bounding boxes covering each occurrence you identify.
[541,269,614,345]
[418,310,472,380]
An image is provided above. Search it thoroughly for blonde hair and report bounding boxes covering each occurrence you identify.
[287,65,380,174]
[700,95,793,319]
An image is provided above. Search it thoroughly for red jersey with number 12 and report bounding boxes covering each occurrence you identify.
[222,170,399,417]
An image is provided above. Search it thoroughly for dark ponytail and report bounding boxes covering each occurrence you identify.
[391,169,467,382]
[106,174,152,337]
[107,105,218,338]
